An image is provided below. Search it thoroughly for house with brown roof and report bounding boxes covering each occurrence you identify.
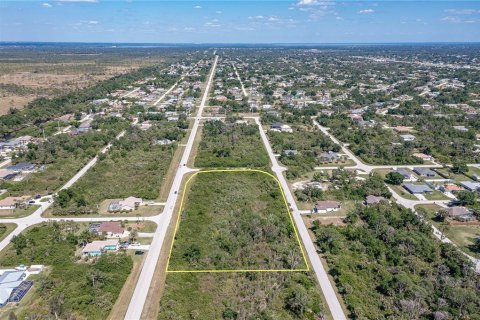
[312,201,341,213]
[444,206,473,221]
[365,195,386,205]
[0,197,30,210]
[98,222,129,238]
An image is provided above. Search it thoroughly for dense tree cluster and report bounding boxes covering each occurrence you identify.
[1,223,132,320]
[311,204,480,319]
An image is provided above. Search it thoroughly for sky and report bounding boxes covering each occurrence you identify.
[1,1,479,43]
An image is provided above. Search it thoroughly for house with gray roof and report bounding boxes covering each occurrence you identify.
[413,168,436,177]
[403,183,433,194]
[283,149,298,156]
[320,151,340,161]
[396,168,415,180]
[0,271,26,307]
[460,181,480,192]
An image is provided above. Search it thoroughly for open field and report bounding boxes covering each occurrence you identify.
[0,48,166,114]
[167,170,307,271]
[159,272,325,319]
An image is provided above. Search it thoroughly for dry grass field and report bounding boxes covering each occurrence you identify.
[0,44,178,114]
[0,60,157,114]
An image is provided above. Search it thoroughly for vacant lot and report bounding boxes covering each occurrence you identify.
[0,50,163,114]
[194,120,269,168]
[52,125,184,215]
[168,170,307,271]
[159,272,325,319]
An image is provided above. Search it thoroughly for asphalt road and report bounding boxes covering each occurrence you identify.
[252,117,348,320]
[124,55,218,320]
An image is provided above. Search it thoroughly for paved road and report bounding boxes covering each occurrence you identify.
[313,120,447,173]
[231,61,248,97]
[124,55,218,320]
[251,117,348,320]
[153,62,200,106]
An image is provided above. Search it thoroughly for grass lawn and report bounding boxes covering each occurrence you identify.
[168,170,307,271]
[415,204,480,259]
[314,159,356,168]
[124,220,157,233]
[0,223,16,242]
[372,168,391,179]
[445,225,480,259]
[466,166,480,177]
[0,205,40,218]
[389,184,418,200]
[434,168,470,182]
[194,121,270,168]
[424,190,450,201]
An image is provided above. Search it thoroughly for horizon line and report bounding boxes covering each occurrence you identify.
[1,41,480,46]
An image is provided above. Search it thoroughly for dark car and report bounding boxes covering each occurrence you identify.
[134,251,144,255]
[34,195,41,199]
[28,200,36,204]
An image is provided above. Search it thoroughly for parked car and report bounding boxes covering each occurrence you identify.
[135,251,144,255]
[34,195,41,199]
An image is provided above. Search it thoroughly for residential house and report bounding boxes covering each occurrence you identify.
[396,168,415,181]
[403,183,433,194]
[444,206,473,221]
[108,197,143,212]
[413,168,436,177]
[82,239,119,257]
[98,222,129,238]
[312,201,341,213]
[0,197,29,210]
[270,122,293,133]
[365,195,386,205]
[460,181,480,192]
[78,119,93,133]
[283,149,298,156]
[440,184,464,194]
[393,126,413,133]
[6,162,35,172]
[320,151,340,162]
[412,153,434,162]
[399,134,416,142]
[0,270,27,307]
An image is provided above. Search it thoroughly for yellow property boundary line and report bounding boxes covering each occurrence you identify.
[165,168,310,273]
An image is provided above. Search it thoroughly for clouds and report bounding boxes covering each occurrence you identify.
[296,0,335,6]
[42,3,52,8]
[358,9,374,14]
[194,5,202,9]
[442,8,479,23]
[445,9,480,15]
[58,0,98,2]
